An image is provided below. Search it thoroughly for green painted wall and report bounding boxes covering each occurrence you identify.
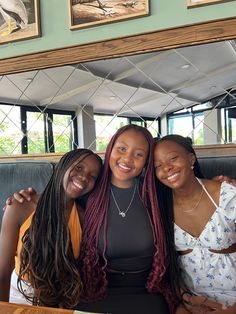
[0,0,236,59]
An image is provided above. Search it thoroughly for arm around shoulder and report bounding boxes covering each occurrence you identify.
[4,187,40,208]
[212,175,236,187]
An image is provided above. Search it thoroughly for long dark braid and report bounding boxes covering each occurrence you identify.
[18,149,102,308]
[80,125,176,312]
[154,134,204,304]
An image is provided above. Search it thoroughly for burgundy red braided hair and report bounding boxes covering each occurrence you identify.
[79,125,176,312]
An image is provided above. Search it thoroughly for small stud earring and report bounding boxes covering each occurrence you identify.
[191,165,194,170]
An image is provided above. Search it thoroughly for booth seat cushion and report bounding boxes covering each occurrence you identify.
[198,156,236,180]
[0,156,235,227]
[0,161,54,225]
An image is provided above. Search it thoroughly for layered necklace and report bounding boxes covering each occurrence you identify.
[111,182,137,218]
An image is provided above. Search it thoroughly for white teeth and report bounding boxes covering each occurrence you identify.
[73,180,84,190]
[167,173,178,181]
[118,163,131,170]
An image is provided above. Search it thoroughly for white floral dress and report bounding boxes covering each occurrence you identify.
[175,181,236,307]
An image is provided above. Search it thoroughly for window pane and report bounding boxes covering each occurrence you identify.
[221,109,236,144]
[27,111,45,154]
[95,115,128,151]
[227,112,236,143]
[231,118,236,143]
[168,115,193,138]
[130,120,144,127]
[146,120,159,138]
[221,109,226,143]
[52,114,74,153]
[193,114,204,145]
[0,105,22,155]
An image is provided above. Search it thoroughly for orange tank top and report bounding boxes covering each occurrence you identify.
[15,202,82,276]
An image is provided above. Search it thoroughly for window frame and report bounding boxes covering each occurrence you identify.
[0,103,78,155]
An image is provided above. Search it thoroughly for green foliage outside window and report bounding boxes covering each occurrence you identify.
[0,109,22,155]
[95,115,127,151]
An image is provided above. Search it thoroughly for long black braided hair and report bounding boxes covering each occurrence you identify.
[18,149,103,308]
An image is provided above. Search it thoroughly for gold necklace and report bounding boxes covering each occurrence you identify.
[174,184,204,214]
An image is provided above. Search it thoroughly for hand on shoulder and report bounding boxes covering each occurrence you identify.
[4,198,36,226]
[3,187,39,211]
[212,175,236,187]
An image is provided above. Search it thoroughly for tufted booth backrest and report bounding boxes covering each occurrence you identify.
[0,161,54,226]
[198,156,236,179]
[0,156,235,227]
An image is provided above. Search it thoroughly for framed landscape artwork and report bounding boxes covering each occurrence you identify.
[187,0,235,8]
[69,0,149,30]
[0,0,41,45]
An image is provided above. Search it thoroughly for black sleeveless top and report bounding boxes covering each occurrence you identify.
[98,183,155,272]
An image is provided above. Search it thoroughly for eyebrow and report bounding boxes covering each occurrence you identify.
[166,151,179,155]
[116,140,147,152]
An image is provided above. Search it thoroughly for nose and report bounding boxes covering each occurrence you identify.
[78,172,89,184]
[122,151,133,163]
[162,162,173,172]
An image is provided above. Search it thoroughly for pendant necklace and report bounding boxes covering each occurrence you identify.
[111,182,137,218]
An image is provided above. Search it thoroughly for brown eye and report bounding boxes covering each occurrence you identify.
[135,152,144,158]
[118,146,126,152]
[75,165,82,171]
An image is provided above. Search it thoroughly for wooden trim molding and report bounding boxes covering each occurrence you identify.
[0,151,105,163]
[1,16,236,75]
[0,145,235,163]
[0,153,64,163]
[194,144,236,158]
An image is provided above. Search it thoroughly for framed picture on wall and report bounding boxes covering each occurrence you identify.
[69,0,149,30]
[0,0,41,45]
[187,0,234,8]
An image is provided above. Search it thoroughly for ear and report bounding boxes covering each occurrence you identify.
[188,153,196,168]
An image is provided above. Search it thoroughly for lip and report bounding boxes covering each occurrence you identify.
[117,162,132,172]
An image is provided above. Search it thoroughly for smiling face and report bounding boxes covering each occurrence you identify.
[109,129,149,188]
[154,140,195,190]
[63,154,101,200]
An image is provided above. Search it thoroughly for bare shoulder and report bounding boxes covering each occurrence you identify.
[4,198,36,227]
[202,178,221,189]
